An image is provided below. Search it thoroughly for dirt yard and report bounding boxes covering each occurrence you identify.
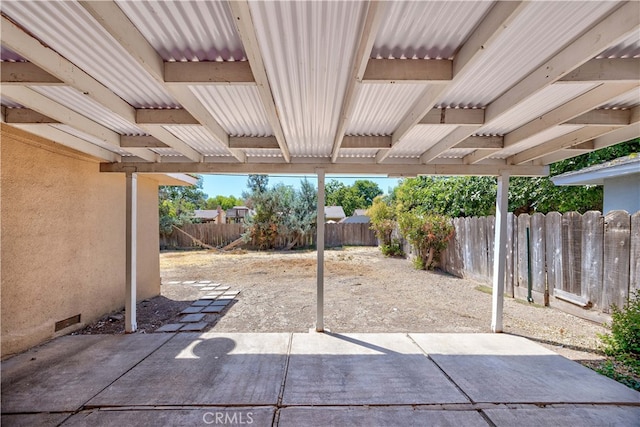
[79,246,611,364]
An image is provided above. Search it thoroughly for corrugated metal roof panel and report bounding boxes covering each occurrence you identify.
[372,1,492,60]
[51,124,129,155]
[163,125,230,156]
[115,0,244,62]
[438,2,621,108]
[600,88,640,109]
[189,85,272,137]
[249,1,367,157]
[492,125,584,158]
[244,149,284,158]
[150,147,183,157]
[338,148,379,158]
[31,86,146,135]
[477,83,597,135]
[598,31,640,58]
[1,1,178,108]
[0,46,25,61]
[346,84,428,136]
[389,125,458,157]
[438,148,476,159]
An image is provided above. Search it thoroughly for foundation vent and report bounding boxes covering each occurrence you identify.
[55,314,81,332]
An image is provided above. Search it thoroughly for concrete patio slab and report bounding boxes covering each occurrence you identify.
[1,412,71,427]
[282,333,469,405]
[409,333,640,404]
[88,333,290,407]
[278,406,489,427]
[63,407,275,426]
[1,334,172,413]
[484,405,640,426]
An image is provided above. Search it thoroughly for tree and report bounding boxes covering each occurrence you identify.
[158,175,208,235]
[246,174,269,194]
[204,195,243,210]
[325,179,383,216]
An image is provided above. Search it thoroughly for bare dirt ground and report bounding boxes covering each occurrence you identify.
[79,246,614,364]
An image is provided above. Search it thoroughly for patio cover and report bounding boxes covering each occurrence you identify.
[1,1,639,332]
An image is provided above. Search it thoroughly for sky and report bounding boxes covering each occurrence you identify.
[200,174,402,199]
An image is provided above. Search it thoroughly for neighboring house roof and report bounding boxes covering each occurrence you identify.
[193,209,221,220]
[353,209,368,216]
[340,215,370,224]
[552,155,640,186]
[226,206,252,218]
[325,206,346,219]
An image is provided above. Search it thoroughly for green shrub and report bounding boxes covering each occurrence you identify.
[599,291,640,356]
[381,238,404,257]
[397,211,454,270]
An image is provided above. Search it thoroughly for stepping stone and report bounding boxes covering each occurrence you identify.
[198,280,212,284]
[191,283,205,287]
[212,299,233,306]
[183,281,196,285]
[179,313,205,323]
[216,286,230,291]
[181,306,203,314]
[179,322,208,332]
[222,291,240,297]
[192,300,212,306]
[201,305,224,313]
[206,291,223,296]
[201,295,219,300]
[200,287,215,291]
[165,281,180,285]
[155,323,183,332]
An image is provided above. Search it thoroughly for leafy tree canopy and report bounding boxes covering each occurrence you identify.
[158,175,207,235]
[325,179,383,216]
[204,194,244,210]
[390,139,639,217]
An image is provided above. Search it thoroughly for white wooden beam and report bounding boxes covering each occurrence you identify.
[593,122,640,151]
[101,160,549,177]
[467,82,638,164]
[1,15,182,162]
[504,83,637,148]
[11,123,121,162]
[228,0,291,162]
[454,135,503,149]
[4,108,58,124]
[342,136,392,149]
[420,108,485,125]
[2,86,121,146]
[509,126,621,165]
[330,1,386,162]
[491,171,509,333]
[559,58,640,83]
[141,125,203,162]
[388,2,526,163]
[485,2,640,124]
[536,146,598,165]
[420,126,483,163]
[564,109,631,126]
[316,168,325,332]
[1,62,63,85]
[136,109,198,125]
[164,61,255,84]
[229,136,279,149]
[79,1,241,162]
[362,59,452,83]
[121,135,168,148]
[125,172,138,333]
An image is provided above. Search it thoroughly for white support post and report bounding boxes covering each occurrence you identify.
[491,171,510,333]
[125,172,138,333]
[316,169,325,332]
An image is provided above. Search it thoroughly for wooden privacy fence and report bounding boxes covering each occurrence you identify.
[440,210,640,321]
[160,222,377,249]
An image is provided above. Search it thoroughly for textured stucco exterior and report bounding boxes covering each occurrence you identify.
[1,125,161,357]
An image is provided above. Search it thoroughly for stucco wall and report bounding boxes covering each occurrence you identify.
[1,125,161,357]
[603,174,640,214]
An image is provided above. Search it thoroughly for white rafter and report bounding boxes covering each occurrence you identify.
[228,0,291,162]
